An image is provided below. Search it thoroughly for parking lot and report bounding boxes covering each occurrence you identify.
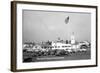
[23,48,91,62]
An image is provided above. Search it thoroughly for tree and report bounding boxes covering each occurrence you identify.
[66,40,68,44]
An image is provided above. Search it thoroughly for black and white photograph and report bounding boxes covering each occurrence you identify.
[23,10,91,62]
[11,1,97,71]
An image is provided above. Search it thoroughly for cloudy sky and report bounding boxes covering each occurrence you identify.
[22,10,91,43]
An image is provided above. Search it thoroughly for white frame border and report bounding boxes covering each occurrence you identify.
[16,3,96,69]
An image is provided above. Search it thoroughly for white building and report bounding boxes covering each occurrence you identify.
[52,42,71,50]
[51,32,79,51]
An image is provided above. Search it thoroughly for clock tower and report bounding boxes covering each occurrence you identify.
[71,32,75,44]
